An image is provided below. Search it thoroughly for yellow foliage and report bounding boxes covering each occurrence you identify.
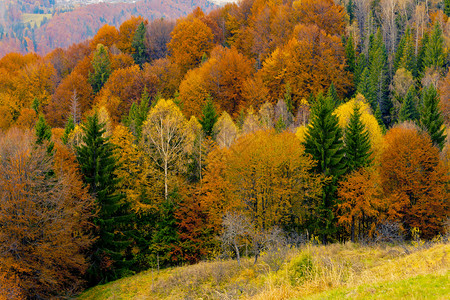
[333,94,383,160]
[295,125,308,143]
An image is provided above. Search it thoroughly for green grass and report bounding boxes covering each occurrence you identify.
[21,14,52,28]
[77,243,450,300]
[305,271,450,300]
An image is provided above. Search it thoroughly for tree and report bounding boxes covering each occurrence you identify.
[221,211,253,266]
[89,44,111,94]
[61,115,75,145]
[445,0,450,17]
[0,129,94,298]
[76,111,132,284]
[381,124,449,238]
[398,85,419,123]
[123,87,151,140]
[142,99,195,201]
[132,22,147,68]
[212,111,238,148]
[303,93,346,243]
[423,23,445,71]
[200,95,218,137]
[344,102,373,172]
[420,84,446,150]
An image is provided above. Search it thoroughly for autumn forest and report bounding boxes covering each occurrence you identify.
[0,0,449,298]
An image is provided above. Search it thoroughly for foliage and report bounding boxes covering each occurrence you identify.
[89,44,111,94]
[419,84,446,151]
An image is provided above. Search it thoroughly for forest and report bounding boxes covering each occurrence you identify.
[0,0,449,298]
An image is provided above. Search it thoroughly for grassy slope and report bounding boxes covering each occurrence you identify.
[78,243,449,300]
[21,14,52,27]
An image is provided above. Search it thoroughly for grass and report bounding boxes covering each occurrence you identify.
[78,242,450,300]
[21,14,52,28]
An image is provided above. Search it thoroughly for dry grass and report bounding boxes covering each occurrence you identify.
[78,242,449,300]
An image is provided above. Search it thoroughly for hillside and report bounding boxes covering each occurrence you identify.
[0,0,218,56]
[78,242,450,299]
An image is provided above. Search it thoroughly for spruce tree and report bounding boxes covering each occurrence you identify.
[303,93,346,243]
[132,22,147,68]
[374,104,386,133]
[445,0,450,17]
[416,32,429,76]
[89,44,111,94]
[419,84,446,150]
[344,102,373,172]
[398,85,419,123]
[284,83,294,114]
[327,82,340,107]
[345,34,356,74]
[124,87,150,139]
[424,23,445,71]
[61,115,75,145]
[199,95,218,137]
[35,114,54,153]
[32,97,40,114]
[76,112,133,284]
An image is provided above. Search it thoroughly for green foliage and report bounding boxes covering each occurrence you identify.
[445,0,450,17]
[76,112,133,284]
[61,115,75,145]
[424,23,445,71]
[345,34,356,74]
[398,86,419,123]
[416,32,429,76]
[35,114,54,153]
[284,83,294,114]
[89,44,111,94]
[32,97,40,114]
[199,95,218,137]
[419,84,446,150]
[395,28,416,74]
[123,87,151,140]
[327,82,340,107]
[344,102,373,172]
[132,22,147,68]
[288,252,314,285]
[303,93,346,242]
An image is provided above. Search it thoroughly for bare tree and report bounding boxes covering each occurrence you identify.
[145,18,176,61]
[213,111,238,148]
[221,212,253,266]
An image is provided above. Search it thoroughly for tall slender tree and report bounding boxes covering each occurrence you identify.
[303,93,346,243]
[419,84,446,150]
[76,112,133,284]
[89,44,111,94]
[199,95,218,138]
[344,102,373,172]
[132,22,147,68]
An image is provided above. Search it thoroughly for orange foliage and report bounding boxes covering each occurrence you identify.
[89,24,120,50]
[117,16,147,55]
[381,124,449,238]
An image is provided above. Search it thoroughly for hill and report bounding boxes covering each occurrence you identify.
[78,242,450,299]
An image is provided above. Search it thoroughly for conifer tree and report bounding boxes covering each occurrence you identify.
[344,102,373,172]
[424,23,445,71]
[419,84,446,150]
[76,112,133,284]
[124,88,151,139]
[284,83,294,114]
[416,32,429,76]
[61,115,75,145]
[199,95,218,137]
[327,82,340,107]
[35,115,54,153]
[132,22,147,68]
[345,34,356,74]
[374,105,386,133]
[398,85,419,123]
[445,0,450,17]
[32,97,40,114]
[89,44,111,94]
[303,93,346,243]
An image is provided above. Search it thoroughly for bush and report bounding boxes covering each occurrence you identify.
[288,252,314,285]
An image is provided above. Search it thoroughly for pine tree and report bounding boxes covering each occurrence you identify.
[76,112,133,284]
[124,87,151,139]
[89,44,111,94]
[416,32,429,76]
[284,83,294,114]
[347,0,354,23]
[345,34,356,74]
[344,102,373,172]
[419,84,446,150]
[32,97,40,114]
[199,95,218,137]
[35,114,54,153]
[327,82,340,107]
[368,30,389,116]
[303,93,346,243]
[398,85,419,123]
[424,23,445,71]
[61,115,75,145]
[445,0,450,17]
[132,22,147,68]
[374,105,386,133]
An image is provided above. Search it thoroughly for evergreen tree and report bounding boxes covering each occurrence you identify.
[344,102,373,172]
[35,114,54,153]
[354,52,367,87]
[32,97,40,114]
[398,85,419,123]
[76,112,133,284]
[419,84,446,150]
[132,22,147,68]
[416,32,429,76]
[327,82,340,107]
[445,0,450,17]
[124,88,151,139]
[61,115,75,145]
[395,28,416,74]
[303,93,346,243]
[199,95,218,137]
[347,0,354,23]
[375,104,386,133]
[345,34,356,74]
[284,83,294,114]
[89,44,111,94]
[368,30,389,116]
[424,23,445,71]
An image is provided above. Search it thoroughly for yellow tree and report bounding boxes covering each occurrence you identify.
[142,99,195,200]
